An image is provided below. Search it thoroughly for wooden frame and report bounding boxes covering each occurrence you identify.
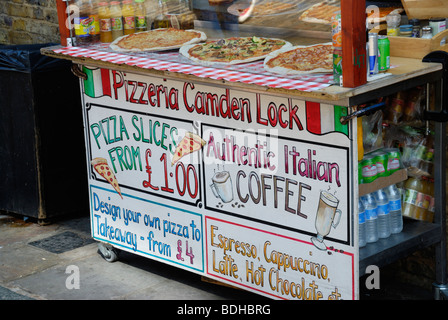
[56,0,71,47]
[341,0,367,88]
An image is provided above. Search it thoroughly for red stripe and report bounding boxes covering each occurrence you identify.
[100,69,111,97]
[306,101,322,134]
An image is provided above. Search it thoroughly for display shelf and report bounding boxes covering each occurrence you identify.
[359,168,408,197]
[359,219,442,276]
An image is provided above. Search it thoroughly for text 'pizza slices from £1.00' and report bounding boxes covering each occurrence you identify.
[91,157,123,198]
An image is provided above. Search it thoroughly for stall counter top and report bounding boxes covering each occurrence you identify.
[41,45,443,106]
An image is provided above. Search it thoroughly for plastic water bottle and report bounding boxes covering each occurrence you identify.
[386,184,403,234]
[374,188,391,238]
[358,199,367,247]
[361,194,378,243]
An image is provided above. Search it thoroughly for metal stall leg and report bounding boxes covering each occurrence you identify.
[423,52,448,300]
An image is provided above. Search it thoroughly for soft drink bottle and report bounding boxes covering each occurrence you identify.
[110,0,124,40]
[358,199,367,247]
[425,178,435,222]
[374,188,391,238]
[74,0,92,46]
[98,1,112,43]
[415,176,430,220]
[89,0,100,43]
[361,194,378,243]
[122,0,136,35]
[402,177,423,219]
[385,184,403,234]
[135,0,148,32]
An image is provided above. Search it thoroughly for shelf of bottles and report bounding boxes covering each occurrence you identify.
[71,0,197,46]
[357,83,441,275]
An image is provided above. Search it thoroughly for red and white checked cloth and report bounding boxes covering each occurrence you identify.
[53,45,333,92]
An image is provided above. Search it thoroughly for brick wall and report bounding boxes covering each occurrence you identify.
[0,0,60,45]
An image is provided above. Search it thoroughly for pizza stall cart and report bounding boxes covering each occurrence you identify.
[43,0,448,299]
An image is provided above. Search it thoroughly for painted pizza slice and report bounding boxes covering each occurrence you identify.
[91,157,123,199]
[172,132,206,165]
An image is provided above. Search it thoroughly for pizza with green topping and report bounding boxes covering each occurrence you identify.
[180,36,291,66]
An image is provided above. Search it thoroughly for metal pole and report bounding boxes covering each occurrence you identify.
[433,79,448,299]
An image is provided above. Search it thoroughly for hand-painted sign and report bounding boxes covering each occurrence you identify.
[81,66,358,299]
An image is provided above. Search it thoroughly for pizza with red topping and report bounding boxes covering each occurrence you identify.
[264,43,333,75]
[109,28,206,52]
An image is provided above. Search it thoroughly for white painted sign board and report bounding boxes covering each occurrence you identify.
[81,66,359,300]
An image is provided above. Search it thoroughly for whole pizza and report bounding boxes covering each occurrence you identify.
[228,1,297,17]
[264,43,333,75]
[180,36,291,66]
[109,28,207,52]
[299,0,403,25]
[299,0,340,24]
[367,7,403,23]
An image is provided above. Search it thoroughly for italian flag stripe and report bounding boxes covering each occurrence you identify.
[83,67,111,98]
[305,101,348,136]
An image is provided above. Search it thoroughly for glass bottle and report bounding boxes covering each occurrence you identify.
[122,0,136,35]
[110,0,123,40]
[135,0,148,32]
[98,1,112,43]
[409,19,421,38]
[425,178,435,222]
[402,177,424,219]
[422,26,433,39]
[74,0,92,46]
[153,0,170,29]
[386,12,401,36]
[89,0,100,43]
[414,176,430,220]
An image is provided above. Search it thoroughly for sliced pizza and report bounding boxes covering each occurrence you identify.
[180,36,291,66]
[91,157,123,198]
[172,132,206,165]
[264,43,333,75]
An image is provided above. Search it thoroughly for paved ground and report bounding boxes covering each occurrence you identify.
[0,213,434,301]
[0,213,265,300]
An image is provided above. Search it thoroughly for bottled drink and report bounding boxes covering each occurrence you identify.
[153,0,170,29]
[425,178,435,222]
[74,0,92,46]
[385,184,403,234]
[89,0,100,43]
[122,0,136,35]
[415,177,431,220]
[374,188,391,238]
[417,132,434,177]
[387,91,405,124]
[358,199,367,248]
[110,0,123,40]
[361,194,378,243]
[98,1,112,43]
[135,0,148,32]
[402,86,423,122]
[402,177,423,219]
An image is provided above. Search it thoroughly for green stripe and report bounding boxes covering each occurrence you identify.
[334,105,348,135]
[83,66,95,98]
